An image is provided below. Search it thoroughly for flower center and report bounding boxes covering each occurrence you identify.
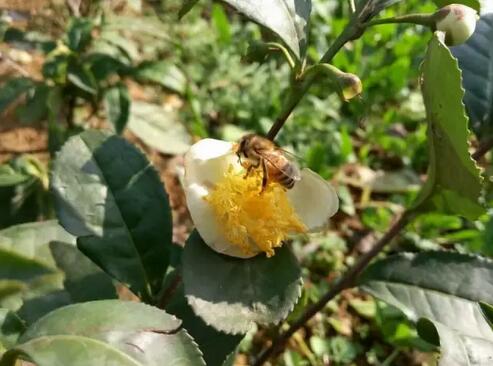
[205,166,306,257]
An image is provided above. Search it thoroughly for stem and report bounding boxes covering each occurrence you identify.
[267,19,363,141]
[364,13,435,28]
[265,42,296,70]
[253,211,415,366]
[157,273,182,309]
[472,137,493,161]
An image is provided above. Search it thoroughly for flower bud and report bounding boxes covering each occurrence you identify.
[338,73,363,101]
[435,4,478,46]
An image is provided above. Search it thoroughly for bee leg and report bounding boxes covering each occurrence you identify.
[260,159,268,194]
[243,164,254,178]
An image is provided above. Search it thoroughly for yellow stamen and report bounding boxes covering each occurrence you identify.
[205,166,306,257]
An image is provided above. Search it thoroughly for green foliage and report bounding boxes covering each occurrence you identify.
[183,231,302,334]
[0,309,24,351]
[0,221,75,323]
[179,0,201,19]
[220,0,311,60]
[0,78,34,113]
[103,83,130,134]
[51,130,172,301]
[417,318,493,365]
[0,300,205,366]
[166,283,244,366]
[360,251,493,364]
[49,242,117,303]
[0,0,492,364]
[413,33,483,219]
[133,61,187,94]
[127,102,192,155]
[453,14,493,138]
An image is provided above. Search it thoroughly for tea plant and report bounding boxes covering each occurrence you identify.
[1,1,492,365]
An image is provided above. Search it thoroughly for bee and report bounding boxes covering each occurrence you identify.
[236,134,301,191]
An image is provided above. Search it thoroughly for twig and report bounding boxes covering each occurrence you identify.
[267,21,363,141]
[157,273,182,309]
[363,13,435,28]
[253,211,415,366]
[472,137,493,161]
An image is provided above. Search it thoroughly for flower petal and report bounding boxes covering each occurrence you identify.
[287,168,339,231]
[184,138,239,188]
[184,139,258,258]
[185,182,256,258]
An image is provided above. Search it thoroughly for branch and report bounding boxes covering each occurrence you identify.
[364,13,435,28]
[472,137,493,161]
[157,273,182,309]
[253,211,415,366]
[267,19,364,141]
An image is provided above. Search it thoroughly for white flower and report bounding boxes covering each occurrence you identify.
[183,138,339,258]
[435,4,478,46]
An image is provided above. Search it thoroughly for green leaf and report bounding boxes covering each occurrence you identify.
[221,0,311,60]
[51,130,172,300]
[104,83,130,134]
[480,302,493,328]
[179,0,200,18]
[0,78,33,112]
[127,101,192,155]
[212,4,232,45]
[67,63,98,95]
[0,221,75,268]
[42,55,69,84]
[0,221,73,316]
[0,165,29,187]
[0,249,53,282]
[0,300,205,366]
[17,289,71,326]
[417,318,493,366]
[66,18,94,52]
[0,309,25,350]
[452,14,493,138]
[356,0,402,20]
[413,33,483,219]
[166,281,243,366]
[183,231,302,334]
[359,252,493,350]
[133,61,187,94]
[433,0,481,12]
[85,53,129,81]
[49,242,117,303]
[16,84,50,124]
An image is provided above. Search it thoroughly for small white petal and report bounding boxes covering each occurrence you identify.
[287,169,339,231]
[185,183,254,258]
[184,138,239,188]
[184,139,257,258]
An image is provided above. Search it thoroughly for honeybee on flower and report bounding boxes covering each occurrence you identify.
[183,136,339,258]
[236,133,301,191]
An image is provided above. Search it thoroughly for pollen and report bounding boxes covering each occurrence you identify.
[205,166,306,257]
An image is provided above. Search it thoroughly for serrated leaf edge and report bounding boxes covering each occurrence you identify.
[185,274,303,335]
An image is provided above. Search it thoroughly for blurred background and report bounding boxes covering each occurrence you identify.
[0,1,492,365]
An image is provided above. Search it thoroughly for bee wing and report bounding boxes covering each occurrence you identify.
[262,151,302,181]
[276,147,305,163]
